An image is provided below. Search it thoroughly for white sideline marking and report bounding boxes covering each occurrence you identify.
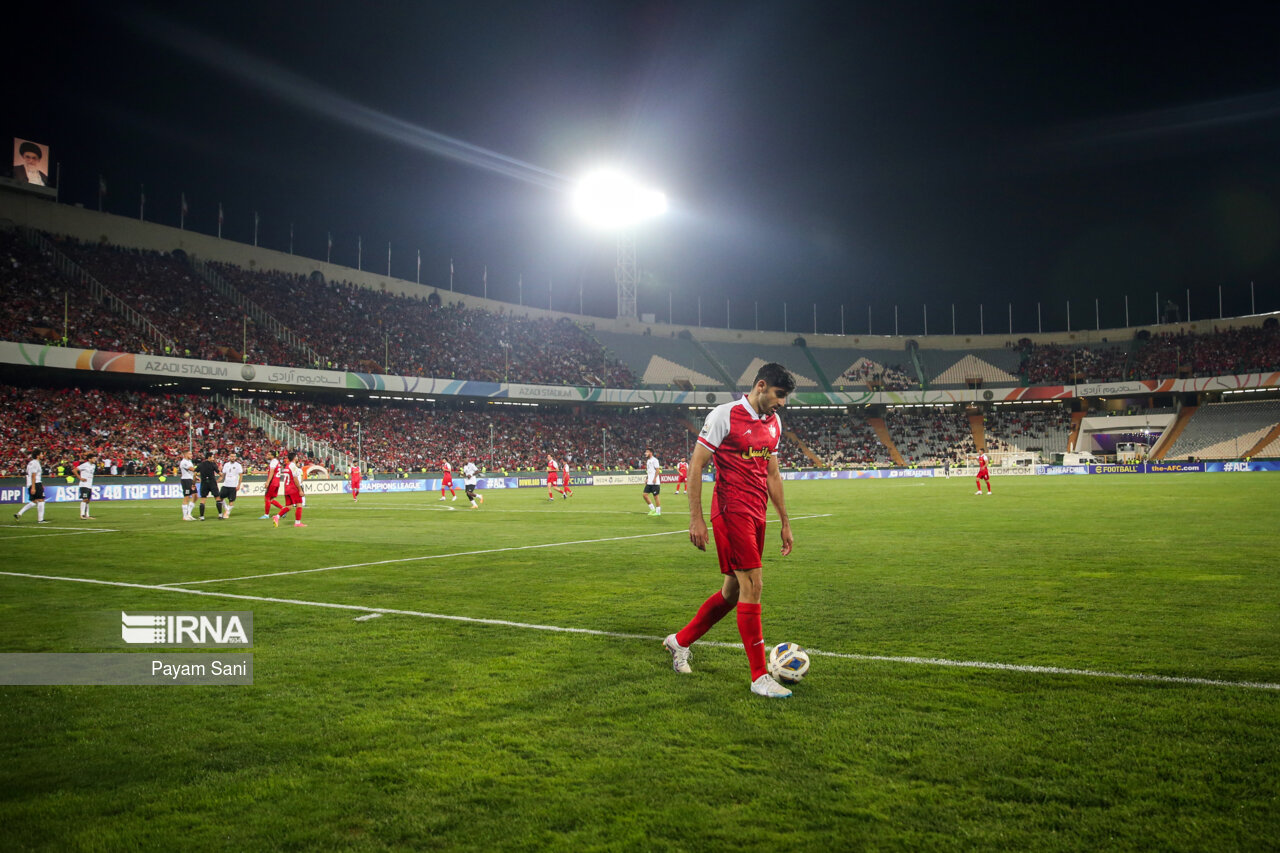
[3,525,116,532]
[1,569,1276,693]
[375,507,642,515]
[354,613,383,622]
[1,526,119,541]
[160,514,833,587]
[162,530,685,585]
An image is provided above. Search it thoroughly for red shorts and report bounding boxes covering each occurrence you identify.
[266,481,279,499]
[561,476,571,487]
[284,487,303,505]
[977,470,990,481]
[711,511,766,575]
[351,477,361,488]
[442,475,453,486]
[677,474,687,483]
[547,474,557,486]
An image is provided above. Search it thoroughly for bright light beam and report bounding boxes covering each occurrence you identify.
[571,169,668,230]
[127,11,569,191]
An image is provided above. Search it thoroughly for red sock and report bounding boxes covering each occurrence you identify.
[736,602,767,681]
[294,507,303,521]
[264,497,272,514]
[675,591,735,648]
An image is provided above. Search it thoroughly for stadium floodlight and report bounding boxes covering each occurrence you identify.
[571,168,668,319]
[571,169,667,230]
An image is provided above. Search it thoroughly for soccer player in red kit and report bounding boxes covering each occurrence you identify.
[261,449,282,519]
[349,462,361,502]
[545,454,562,501]
[663,362,797,698]
[675,459,689,494]
[440,460,457,501]
[560,459,573,498]
[975,452,992,495]
[273,450,307,527]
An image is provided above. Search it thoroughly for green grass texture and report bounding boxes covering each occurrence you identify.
[1,474,1277,851]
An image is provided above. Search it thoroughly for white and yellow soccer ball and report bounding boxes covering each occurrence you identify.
[768,642,810,684]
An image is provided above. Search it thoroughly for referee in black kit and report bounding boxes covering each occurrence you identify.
[194,451,220,521]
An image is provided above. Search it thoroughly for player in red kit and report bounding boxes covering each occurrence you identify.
[675,459,689,494]
[975,452,992,495]
[545,454,563,501]
[273,450,307,527]
[349,462,361,502]
[560,459,573,498]
[663,362,797,698]
[440,460,457,501]
[261,448,282,519]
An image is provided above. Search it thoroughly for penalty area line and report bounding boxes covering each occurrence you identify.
[0,569,1275,693]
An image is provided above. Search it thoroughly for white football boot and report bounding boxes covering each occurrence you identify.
[663,634,692,674]
[750,673,792,698]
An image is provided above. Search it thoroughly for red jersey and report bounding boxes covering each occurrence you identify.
[547,458,559,476]
[696,396,781,521]
[561,462,571,486]
[266,457,280,486]
[349,465,361,483]
[677,460,689,480]
[977,454,989,475]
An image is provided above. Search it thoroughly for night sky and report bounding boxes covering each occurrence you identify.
[10,1,1280,335]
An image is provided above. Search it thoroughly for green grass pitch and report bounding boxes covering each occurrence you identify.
[1,475,1277,851]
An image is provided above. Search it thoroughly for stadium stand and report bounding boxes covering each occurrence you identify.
[54,239,298,365]
[9,229,1280,390]
[700,342,822,388]
[0,230,152,353]
[1018,341,1131,385]
[208,262,638,386]
[250,397,692,472]
[0,382,696,477]
[589,330,725,389]
[805,346,917,391]
[982,406,1073,455]
[0,385,274,477]
[1162,400,1280,460]
[782,409,892,467]
[1130,327,1280,380]
[883,407,977,465]
[919,347,1023,388]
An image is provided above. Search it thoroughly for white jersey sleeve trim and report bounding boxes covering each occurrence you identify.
[696,400,736,451]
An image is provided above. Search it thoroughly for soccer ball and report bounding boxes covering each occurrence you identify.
[768,642,810,684]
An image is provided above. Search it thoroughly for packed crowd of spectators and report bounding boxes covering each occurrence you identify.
[0,230,149,352]
[781,410,892,467]
[11,231,1280,390]
[56,239,295,364]
[253,397,690,473]
[209,263,638,386]
[1018,342,1131,385]
[1129,326,1280,379]
[884,407,977,466]
[0,385,274,477]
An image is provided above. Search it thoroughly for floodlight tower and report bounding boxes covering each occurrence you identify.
[615,231,638,319]
[572,169,667,319]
